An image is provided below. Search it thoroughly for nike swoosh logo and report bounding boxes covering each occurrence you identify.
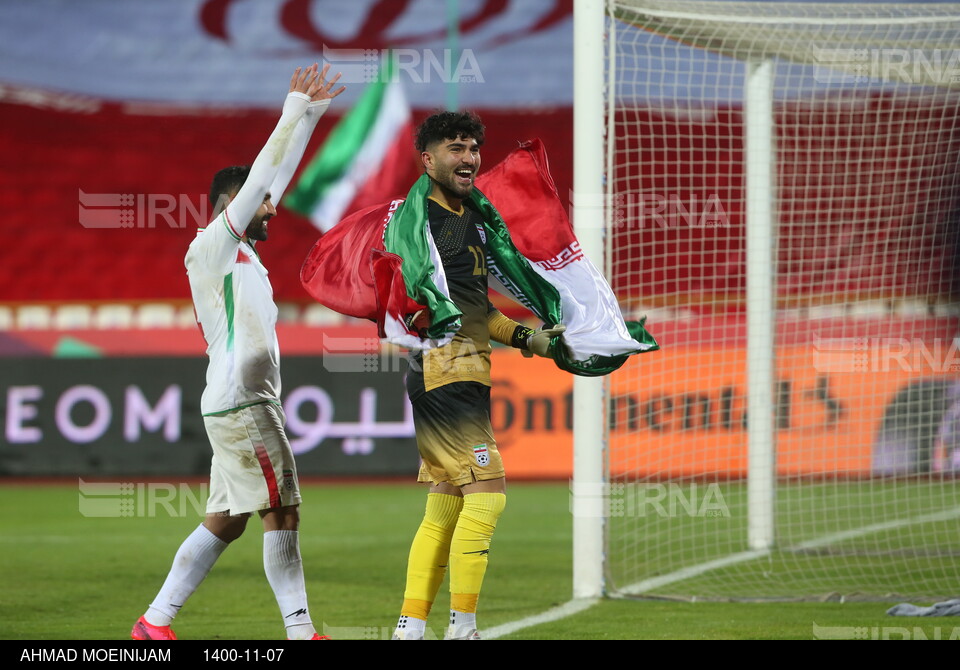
[463,549,489,555]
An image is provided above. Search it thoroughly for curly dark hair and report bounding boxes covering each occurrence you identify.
[414,111,485,152]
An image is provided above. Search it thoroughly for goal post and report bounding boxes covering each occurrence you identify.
[572,0,607,600]
[744,57,776,552]
[576,0,960,601]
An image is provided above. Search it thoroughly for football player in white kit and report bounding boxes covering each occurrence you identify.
[132,64,344,641]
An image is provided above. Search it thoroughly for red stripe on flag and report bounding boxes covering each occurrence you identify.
[372,247,423,338]
[254,444,281,509]
[301,201,394,321]
[475,139,576,263]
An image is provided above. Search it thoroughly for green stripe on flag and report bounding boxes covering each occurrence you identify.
[224,273,235,352]
[384,175,463,339]
[286,62,394,215]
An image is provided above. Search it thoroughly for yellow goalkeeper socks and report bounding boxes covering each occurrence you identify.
[449,492,507,612]
[400,493,463,620]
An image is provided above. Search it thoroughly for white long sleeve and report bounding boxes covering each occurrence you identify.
[270,98,330,205]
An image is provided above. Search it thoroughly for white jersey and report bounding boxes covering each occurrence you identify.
[185,91,328,415]
[187,218,281,415]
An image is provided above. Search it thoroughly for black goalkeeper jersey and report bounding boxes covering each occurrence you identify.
[406,197,494,400]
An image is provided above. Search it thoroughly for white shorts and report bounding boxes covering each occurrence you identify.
[203,402,302,515]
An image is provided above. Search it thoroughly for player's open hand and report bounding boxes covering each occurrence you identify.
[289,64,318,95]
[310,63,346,102]
[290,63,346,102]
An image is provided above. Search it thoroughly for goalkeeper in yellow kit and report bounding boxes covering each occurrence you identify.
[391,111,564,640]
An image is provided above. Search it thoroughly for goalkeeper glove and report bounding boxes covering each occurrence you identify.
[522,324,566,359]
[403,310,431,338]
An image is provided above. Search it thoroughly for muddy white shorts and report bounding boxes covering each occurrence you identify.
[202,402,302,515]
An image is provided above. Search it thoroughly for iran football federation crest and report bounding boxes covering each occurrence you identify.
[473,444,490,467]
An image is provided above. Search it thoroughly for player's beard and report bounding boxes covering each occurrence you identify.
[433,162,476,200]
[246,216,270,242]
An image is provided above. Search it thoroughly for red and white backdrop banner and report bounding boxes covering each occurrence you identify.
[0,0,573,109]
[0,0,578,304]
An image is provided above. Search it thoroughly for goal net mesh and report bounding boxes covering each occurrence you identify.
[604,0,960,600]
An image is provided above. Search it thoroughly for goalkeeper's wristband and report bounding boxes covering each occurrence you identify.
[512,325,535,350]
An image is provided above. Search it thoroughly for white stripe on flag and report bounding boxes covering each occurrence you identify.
[527,259,649,359]
[310,79,411,232]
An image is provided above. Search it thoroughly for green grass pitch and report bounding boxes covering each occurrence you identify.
[1,481,954,640]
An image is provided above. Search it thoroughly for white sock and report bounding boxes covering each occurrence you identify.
[394,615,426,639]
[145,524,228,626]
[449,610,477,632]
[263,530,315,639]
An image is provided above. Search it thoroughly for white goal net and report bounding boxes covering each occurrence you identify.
[602,0,960,600]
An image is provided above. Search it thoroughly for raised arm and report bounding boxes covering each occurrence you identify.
[270,64,345,204]
[190,65,341,275]
[223,65,330,237]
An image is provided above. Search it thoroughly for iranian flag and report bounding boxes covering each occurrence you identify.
[285,70,418,232]
[300,139,658,377]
